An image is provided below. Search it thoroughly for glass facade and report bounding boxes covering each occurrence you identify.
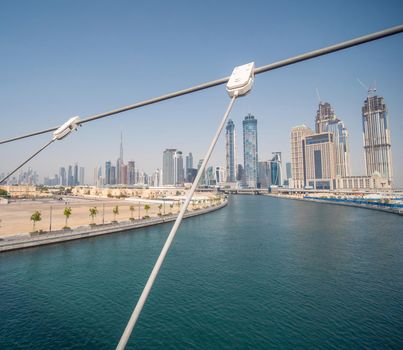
[243,114,258,188]
[226,119,237,182]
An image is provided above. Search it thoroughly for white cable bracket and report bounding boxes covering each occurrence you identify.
[52,116,81,141]
[226,62,255,97]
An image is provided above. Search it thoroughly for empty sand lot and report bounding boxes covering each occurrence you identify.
[0,197,176,237]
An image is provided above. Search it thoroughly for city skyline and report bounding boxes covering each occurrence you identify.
[1,90,397,191]
[0,1,402,186]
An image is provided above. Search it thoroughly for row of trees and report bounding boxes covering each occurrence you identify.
[29,198,223,232]
[30,204,152,231]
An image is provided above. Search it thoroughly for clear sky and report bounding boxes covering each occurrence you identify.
[1,0,402,186]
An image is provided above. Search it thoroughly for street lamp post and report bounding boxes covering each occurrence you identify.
[49,205,53,232]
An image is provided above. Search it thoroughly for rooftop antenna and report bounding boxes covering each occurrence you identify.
[357,77,369,92]
[315,88,322,103]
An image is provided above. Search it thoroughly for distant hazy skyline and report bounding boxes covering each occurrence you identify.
[1,1,402,186]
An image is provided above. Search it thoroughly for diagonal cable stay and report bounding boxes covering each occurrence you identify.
[0,24,402,146]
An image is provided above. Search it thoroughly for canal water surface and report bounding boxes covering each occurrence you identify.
[1,195,402,349]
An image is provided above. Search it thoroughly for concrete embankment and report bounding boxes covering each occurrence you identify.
[264,194,403,216]
[0,201,227,253]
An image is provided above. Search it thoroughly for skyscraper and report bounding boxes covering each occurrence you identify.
[198,159,206,186]
[117,132,124,184]
[304,132,336,190]
[215,166,225,185]
[185,152,193,180]
[325,120,351,177]
[243,113,258,188]
[257,161,271,188]
[270,152,282,186]
[315,102,335,133]
[67,165,73,186]
[362,93,393,183]
[163,149,176,185]
[73,163,79,186]
[290,125,313,188]
[79,167,85,186]
[315,102,351,177]
[128,161,135,185]
[105,161,111,185]
[59,167,66,186]
[110,166,116,185]
[225,119,237,183]
[174,151,184,185]
[286,162,292,180]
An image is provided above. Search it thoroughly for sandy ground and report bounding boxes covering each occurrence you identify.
[0,197,186,237]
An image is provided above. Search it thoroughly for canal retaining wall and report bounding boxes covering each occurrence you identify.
[0,201,228,253]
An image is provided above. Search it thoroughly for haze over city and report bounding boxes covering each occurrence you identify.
[1,0,402,186]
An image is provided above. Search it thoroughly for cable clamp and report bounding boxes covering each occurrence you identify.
[52,116,81,141]
[226,62,255,97]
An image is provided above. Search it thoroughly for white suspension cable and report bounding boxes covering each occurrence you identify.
[0,139,55,184]
[116,94,238,350]
[1,24,402,145]
[0,116,80,184]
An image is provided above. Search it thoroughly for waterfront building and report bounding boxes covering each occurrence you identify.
[215,166,226,186]
[257,161,271,189]
[286,162,292,180]
[362,93,393,184]
[290,125,313,188]
[225,119,237,183]
[335,174,391,190]
[284,162,292,187]
[270,152,282,186]
[303,132,336,190]
[237,164,244,182]
[243,113,258,188]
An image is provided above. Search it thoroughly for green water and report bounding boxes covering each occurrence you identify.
[1,196,402,349]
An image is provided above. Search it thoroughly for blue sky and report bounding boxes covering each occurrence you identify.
[0,0,402,186]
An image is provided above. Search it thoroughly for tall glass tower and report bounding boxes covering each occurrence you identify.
[225,119,237,183]
[243,113,258,188]
[362,93,393,183]
[162,149,176,185]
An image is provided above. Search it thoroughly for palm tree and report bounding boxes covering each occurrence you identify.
[30,211,41,232]
[129,205,135,220]
[144,204,150,217]
[89,207,98,225]
[112,205,119,222]
[63,207,72,228]
[169,203,174,214]
[158,204,162,216]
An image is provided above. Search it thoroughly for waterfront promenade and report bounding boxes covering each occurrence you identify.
[0,200,227,252]
[264,193,403,215]
[0,193,219,238]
